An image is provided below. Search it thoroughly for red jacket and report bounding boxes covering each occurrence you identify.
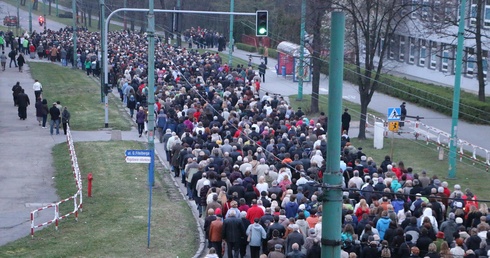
[246,205,264,224]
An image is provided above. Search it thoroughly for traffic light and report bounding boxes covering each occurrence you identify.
[256,10,268,37]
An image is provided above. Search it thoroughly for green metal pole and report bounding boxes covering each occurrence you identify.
[176,0,181,47]
[448,0,466,179]
[297,0,306,101]
[123,0,127,30]
[147,0,156,247]
[147,0,156,185]
[322,11,345,258]
[29,0,32,34]
[43,0,47,31]
[101,0,105,104]
[72,0,77,69]
[56,0,59,17]
[228,0,234,66]
[16,0,20,36]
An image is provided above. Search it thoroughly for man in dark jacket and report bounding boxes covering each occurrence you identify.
[11,82,22,106]
[222,210,245,258]
[49,102,61,135]
[16,89,30,120]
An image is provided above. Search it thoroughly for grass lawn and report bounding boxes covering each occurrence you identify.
[28,62,131,130]
[0,141,198,257]
[349,137,490,198]
[288,94,385,120]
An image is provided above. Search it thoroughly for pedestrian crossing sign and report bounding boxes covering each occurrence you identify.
[387,107,401,121]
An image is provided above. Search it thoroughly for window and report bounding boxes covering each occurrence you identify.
[411,0,419,19]
[485,0,490,27]
[444,1,456,22]
[470,0,477,26]
[433,1,441,21]
[409,38,416,64]
[482,58,488,81]
[389,39,395,59]
[419,39,427,66]
[442,49,449,72]
[467,55,475,77]
[430,42,437,69]
[399,36,406,61]
[422,0,430,20]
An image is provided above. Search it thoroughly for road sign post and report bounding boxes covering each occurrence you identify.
[388,122,399,132]
[387,107,401,122]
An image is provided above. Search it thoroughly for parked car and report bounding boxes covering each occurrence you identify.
[3,15,18,26]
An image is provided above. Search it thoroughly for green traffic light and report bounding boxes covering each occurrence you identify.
[258,28,267,35]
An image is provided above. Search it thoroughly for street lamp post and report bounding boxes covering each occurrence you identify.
[228,0,234,66]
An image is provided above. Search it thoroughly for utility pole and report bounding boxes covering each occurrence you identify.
[297,0,306,101]
[123,0,127,30]
[228,0,234,66]
[17,1,20,36]
[29,0,32,34]
[43,0,47,31]
[101,0,108,128]
[322,11,345,258]
[72,0,77,69]
[176,0,181,47]
[146,0,156,248]
[448,0,466,179]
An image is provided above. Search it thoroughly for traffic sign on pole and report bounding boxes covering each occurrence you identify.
[387,107,401,121]
[388,121,399,132]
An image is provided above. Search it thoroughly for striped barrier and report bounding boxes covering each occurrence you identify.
[366,113,490,168]
[30,125,83,237]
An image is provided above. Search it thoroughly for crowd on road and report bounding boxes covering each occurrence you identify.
[3,26,490,258]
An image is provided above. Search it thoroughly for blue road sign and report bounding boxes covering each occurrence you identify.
[125,150,152,157]
[387,107,401,121]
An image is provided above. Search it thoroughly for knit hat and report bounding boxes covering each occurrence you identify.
[456,217,463,224]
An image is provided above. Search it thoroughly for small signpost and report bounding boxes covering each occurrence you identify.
[125,150,152,163]
[387,108,401,161]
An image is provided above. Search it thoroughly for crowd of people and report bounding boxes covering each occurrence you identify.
[2,26,489,258]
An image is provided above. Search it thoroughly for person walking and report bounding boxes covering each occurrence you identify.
[11,82,22,106]
[33,80,43,101]
[258,62,267,83]
[16,89,30,120]
[61,106,71,135]
[246,218,267,258]
[17,53,25,72]
[49,102,61,135]
[136,106,146,137]
[342,108,352,134]
[0,51,7,71]
[35,98,44,126]
[41,99,49,128]
[400,102,407,127]
[8,48,17,68]
[222,210,245,258]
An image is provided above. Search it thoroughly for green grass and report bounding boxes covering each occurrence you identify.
[4,0,123,32]
[288,94,385,119]
[350,138,490,198]
[28,62,131,130]
[0,141,198,257]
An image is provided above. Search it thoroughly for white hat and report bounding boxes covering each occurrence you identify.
[456,217,463,224]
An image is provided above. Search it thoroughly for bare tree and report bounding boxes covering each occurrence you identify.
[425,0,488,102]
[308,0,330,113]
[333,0,420,139]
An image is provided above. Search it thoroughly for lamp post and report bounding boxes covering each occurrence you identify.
[72,0,77,70]
[297,0,306,101]
[228,0,234,66]
[29,0,32,34]
[448,0,466,179]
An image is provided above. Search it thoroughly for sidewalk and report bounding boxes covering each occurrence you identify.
[223,47,490,152]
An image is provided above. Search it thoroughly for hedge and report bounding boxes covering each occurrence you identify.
[235,43,257,53]
[258,47,279,59]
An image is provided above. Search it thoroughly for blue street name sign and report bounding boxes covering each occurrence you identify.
[125,150,152,157]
